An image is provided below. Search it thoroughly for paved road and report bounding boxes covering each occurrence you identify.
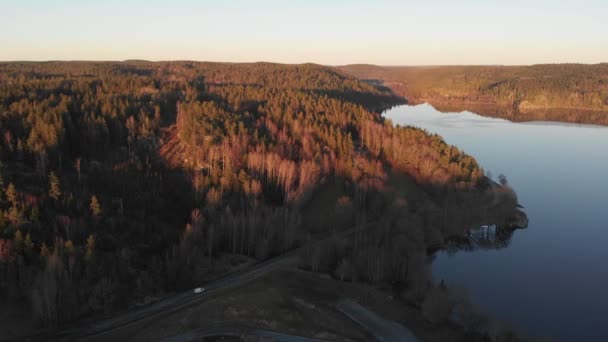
[0,255,300,342]
[160,326,331,342]
[57,255,300,340]
[9,222,376,341]
[337,300,419,342]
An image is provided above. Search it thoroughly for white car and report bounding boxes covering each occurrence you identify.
[193,287,205,294]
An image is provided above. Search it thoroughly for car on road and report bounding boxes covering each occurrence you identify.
[193,287,205,294]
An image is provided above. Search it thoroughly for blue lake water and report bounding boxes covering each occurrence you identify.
[383,104,608,341]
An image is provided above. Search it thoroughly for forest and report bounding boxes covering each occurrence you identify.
[0,61,520,336]
[339,64,608,125]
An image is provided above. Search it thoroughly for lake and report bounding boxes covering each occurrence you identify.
[383,104,608,341]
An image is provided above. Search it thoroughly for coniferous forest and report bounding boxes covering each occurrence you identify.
[0,62,520,333]
[340,64,608,125]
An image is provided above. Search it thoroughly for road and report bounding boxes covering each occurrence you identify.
[55,255,300,340]
[337,300,419,342]
[160,326,331,342]
[10,222,375,341]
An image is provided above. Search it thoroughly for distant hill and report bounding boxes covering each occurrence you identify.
[338,63,608,125]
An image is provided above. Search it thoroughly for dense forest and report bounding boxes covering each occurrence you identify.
[339,64,608,125]
[0,62,520,336]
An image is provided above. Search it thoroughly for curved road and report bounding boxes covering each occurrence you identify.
[9,223,375,341]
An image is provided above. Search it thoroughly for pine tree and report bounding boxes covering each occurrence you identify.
[85,235,95,262]
[29,205,40,223]
[0,211,5,231]
[6,183,17,207]
[8,206,20,225]
[48,172,62,200]
[64,240,75,254]
[0,173,4,203]
[90,195,102,217]
[24,233,34,254]
[40,242,50,258]
[74,158,81,182]
[14,230,24,253]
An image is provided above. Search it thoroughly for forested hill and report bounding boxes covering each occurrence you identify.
[339,63,608,125]
[0,62,518,335]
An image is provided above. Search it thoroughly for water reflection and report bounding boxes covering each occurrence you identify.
[383,103,608,342]
[444,225,517,254]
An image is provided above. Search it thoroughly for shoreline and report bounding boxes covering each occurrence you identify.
[399,97,608,126]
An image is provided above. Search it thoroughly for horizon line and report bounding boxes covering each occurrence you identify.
[1,59,607,67]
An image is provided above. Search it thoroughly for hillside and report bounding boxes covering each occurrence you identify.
[339,64,608,125]
[0,62,520,337]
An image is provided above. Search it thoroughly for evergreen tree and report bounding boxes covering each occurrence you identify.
[0,211,5,231]
[48,171,62,201]
[8,206,20,225]
[85,235,95,262]
[90,195,102,217]
[40,242,50,258]
[29,205,40,223]
[6,182,17,207]
[64,240,75,254]
[14,230,24,253]
[0,173,4,203]
[24,233,34,254]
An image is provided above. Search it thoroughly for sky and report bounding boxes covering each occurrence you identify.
[1,0,607,65]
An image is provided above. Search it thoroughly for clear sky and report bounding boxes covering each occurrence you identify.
[1,0,607,65]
